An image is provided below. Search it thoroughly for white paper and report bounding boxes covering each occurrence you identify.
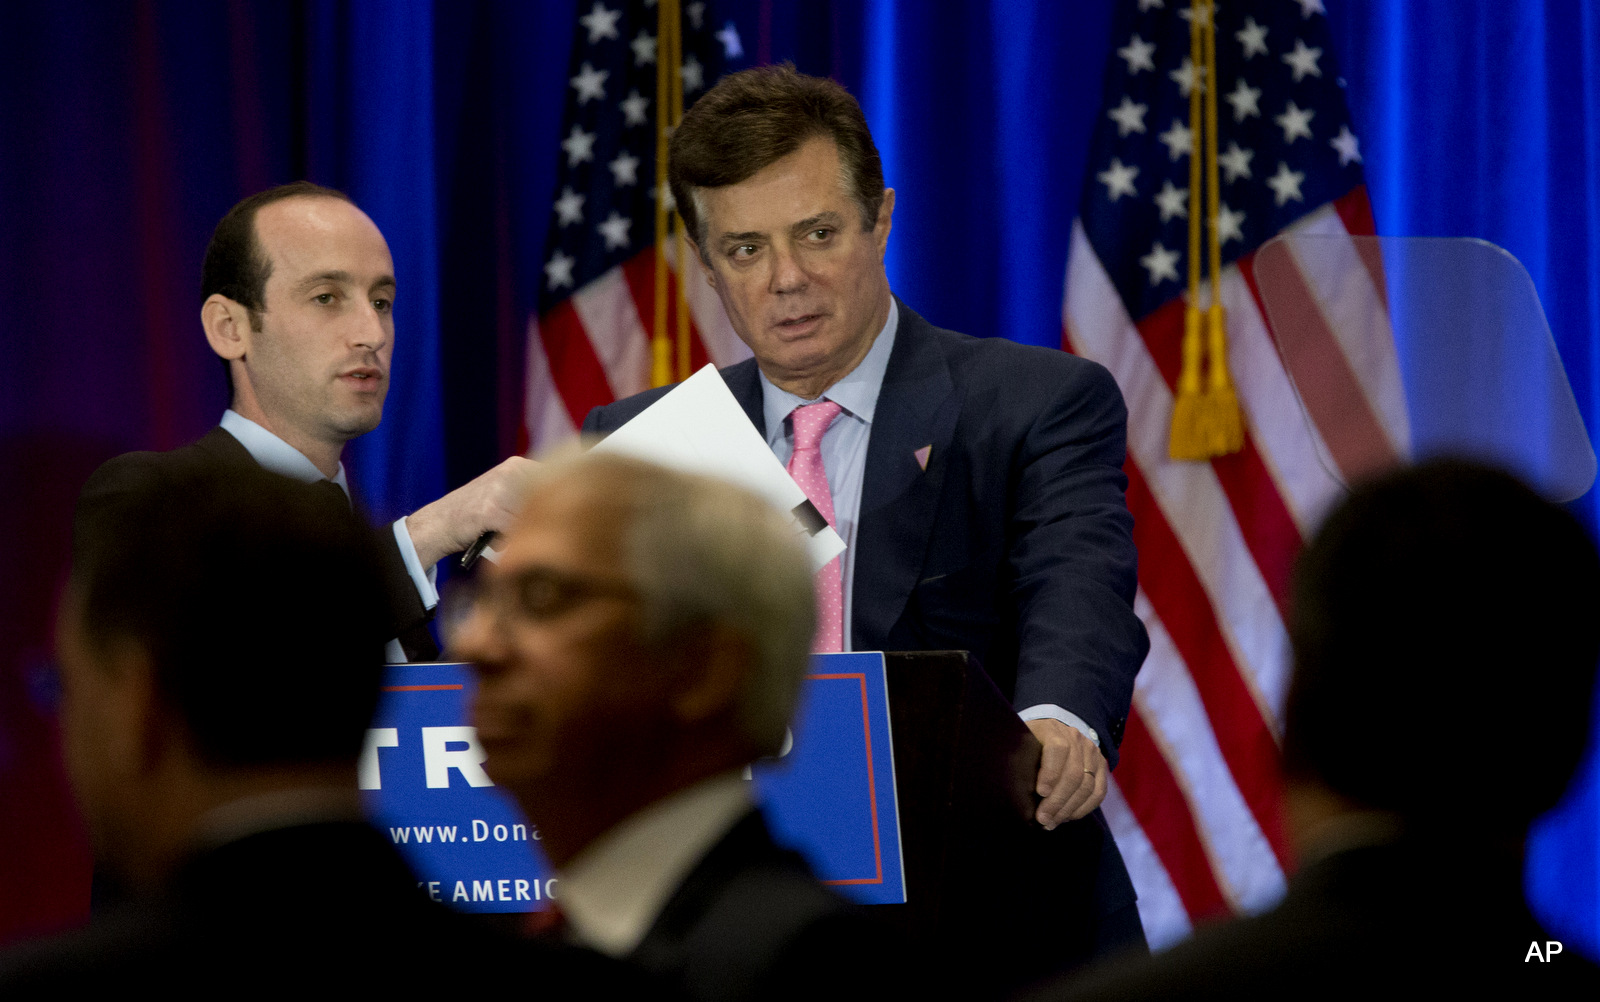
[592,364,846,572]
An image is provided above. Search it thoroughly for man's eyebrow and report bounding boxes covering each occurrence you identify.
[717,212,846,245]
[790,211,845,234]
[291,270,353,292]
[291,271,397,293]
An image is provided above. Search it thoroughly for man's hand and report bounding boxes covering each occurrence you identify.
[405,456,539,568]
[1026,717,1108,830]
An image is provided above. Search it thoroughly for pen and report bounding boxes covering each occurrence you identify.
[460,530,498,571]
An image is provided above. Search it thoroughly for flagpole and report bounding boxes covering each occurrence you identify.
[1170,0,1206,459]
[651,0,677,387]
[668,2,691,381]
[1201,0,1242,455]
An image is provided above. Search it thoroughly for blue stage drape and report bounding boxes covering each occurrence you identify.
[2,0,1597,956]
[1324,0,1600,956]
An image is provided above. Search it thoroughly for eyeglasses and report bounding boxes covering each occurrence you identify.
[440,564,639,640]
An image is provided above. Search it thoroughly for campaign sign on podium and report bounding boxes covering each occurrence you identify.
[361,653,905,911]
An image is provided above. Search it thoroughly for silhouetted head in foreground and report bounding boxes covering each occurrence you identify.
[1285,457,1600,839]
[59,463,390,889]
[1023,460,1600,1002]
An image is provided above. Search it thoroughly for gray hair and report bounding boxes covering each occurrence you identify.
[524,450,815,755]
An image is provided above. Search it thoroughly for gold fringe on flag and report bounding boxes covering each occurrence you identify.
[652,0,693,387]
[1169,0,1243,460]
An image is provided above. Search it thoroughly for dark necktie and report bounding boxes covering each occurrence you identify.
[310,478,350,514]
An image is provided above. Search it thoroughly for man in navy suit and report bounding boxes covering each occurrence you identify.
[583,66,1150,960]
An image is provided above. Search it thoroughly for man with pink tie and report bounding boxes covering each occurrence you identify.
[584,66,1150,970]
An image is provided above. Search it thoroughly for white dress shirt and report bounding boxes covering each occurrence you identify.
[554,772,753,957]
[219,410,439,663]
[756,302,1099,747]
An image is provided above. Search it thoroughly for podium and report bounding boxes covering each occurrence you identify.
[366,652,1113,988]
[879,651,1112,991]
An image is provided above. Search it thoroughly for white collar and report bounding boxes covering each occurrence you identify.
[555,772,753,957]
[220,409,350,499]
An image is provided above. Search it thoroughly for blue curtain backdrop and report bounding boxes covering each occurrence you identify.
[1319,0,1600,954]
[2,0,1597,953]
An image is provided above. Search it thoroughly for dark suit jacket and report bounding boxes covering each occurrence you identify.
[0,821,653,995]
[1024,835,1600,1000]
[73,426,439,660]
[629,809,903,1002]
[584,301,1147,765]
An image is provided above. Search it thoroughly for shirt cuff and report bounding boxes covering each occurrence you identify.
[1018,704,1100,748]
[393,517,440,611]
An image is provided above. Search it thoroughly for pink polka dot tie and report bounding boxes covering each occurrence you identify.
[787,400,844,653]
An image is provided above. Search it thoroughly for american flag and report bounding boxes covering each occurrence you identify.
[1063,0,1408,948]
[524,0,748,452]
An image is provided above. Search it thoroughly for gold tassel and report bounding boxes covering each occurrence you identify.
[1170,304,1207,460]
[1168,0,1242,461]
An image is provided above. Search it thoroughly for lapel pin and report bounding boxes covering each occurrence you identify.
[913,445,932,471]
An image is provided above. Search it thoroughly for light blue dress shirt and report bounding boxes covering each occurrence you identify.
[219,410,439,663]
[756,300,1099,746]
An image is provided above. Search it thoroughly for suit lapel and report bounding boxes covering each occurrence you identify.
[193,425,260,469]
[722,359,766,439]
[852,303,959,649]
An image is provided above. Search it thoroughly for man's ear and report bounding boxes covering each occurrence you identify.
[668,624,750,725]
[96,641,170,780]
[202,294,253,364]
[874,188,896,259]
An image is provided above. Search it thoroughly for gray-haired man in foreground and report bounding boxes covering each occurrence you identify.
[451,453,900,1002]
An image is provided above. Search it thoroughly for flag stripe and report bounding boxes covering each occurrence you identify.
[1101,779,1194,950]
[1332,186,1388,310]
[1215,266,1345,534]
[1129,297,1302,615]
[1066,231,1295,730]
[537,297,615,429]
[1277,207,1411,455]
[570,267,653,401]
[1066,221,1340,540]
[1134,592,1287,912]
[1238,240,1400,483]
[522,318,579,453]
[1112,707,1232,919]
[1124,460,1292,868]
